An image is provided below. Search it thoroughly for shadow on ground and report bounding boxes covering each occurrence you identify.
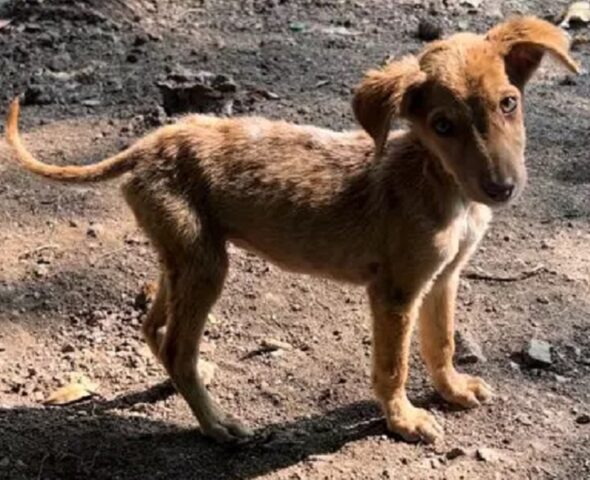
[1,387,389,480]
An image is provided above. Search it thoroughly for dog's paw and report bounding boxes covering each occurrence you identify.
[200,415,254,444]
[384,397,443,444]
[434,371,493,408]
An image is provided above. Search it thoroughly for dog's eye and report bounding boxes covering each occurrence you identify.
[432,116,454,137]
[500,96,518,114]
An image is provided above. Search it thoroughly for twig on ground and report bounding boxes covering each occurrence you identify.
[464,264,546,282]
[18,244,60,259]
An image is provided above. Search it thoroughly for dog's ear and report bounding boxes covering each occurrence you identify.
[486,16,579,89]
[353,56,426,155]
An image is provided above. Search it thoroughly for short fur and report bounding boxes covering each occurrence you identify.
[4,17,577,443]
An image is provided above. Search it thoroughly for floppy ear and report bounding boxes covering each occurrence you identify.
[352,56,426,155]
[486,16,579,89]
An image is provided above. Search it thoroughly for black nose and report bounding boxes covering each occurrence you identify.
[480,178,514,202]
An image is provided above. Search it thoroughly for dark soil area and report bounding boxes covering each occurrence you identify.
[0,1,588,479]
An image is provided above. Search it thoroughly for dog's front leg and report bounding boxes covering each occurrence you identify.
[418,269,493,408]
[368,281,443,443]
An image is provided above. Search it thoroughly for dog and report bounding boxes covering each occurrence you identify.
[4,17,577,444]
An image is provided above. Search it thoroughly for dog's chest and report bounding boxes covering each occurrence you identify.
[435,203,491,268]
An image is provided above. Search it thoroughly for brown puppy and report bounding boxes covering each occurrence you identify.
[5,17,577,444]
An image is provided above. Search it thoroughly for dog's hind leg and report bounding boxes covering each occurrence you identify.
[160,244,252,442]
[124,181,252,443]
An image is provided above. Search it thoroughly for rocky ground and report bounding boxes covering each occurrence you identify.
[0,0,588,479]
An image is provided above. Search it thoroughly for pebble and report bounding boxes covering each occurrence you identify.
[0,457,9,468]
[476,447,499,462]
[446,446,468,460]
[509,361,520,371]
[576,414,590,425]
[33,265,48,277]
[261,338,293,352]
[457,20,469,31]
[461,0,483,8]
[523,339,553,368]
[87,223,103,238]
[455,330,487,364]
[308,453,332,463]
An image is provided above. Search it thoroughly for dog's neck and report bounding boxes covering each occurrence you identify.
[391,130,473,223]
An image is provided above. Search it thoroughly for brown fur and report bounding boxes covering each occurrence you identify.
[4,17,577,443]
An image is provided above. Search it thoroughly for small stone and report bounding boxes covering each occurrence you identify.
[81,99,101,107]
[476,447,499,462]
[289,21,307,32]
[308,453,332,463]
[61,344,75,353]
[0,457,9,468]
[417,18,442,41]
[576,414,590,425]
[455,330,487,364]
[509,361,520,371]
[516,414,533,426]
[523,339,553,368]
[87,224,103,238]
[33,265,48,277]
[261,338,293,352]
[261,90,280,100]
[148,32,162,42]
[461,0,482,8]
[446,447,468,460]
[269,349,284,358]
[457,20,469,31]
[486,7,504,19]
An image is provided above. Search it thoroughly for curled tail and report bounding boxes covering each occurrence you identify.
[5,97,139,183]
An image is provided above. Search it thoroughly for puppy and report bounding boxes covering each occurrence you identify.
[4,17,577,443]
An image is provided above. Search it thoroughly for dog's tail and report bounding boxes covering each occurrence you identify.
[5,97,139,183]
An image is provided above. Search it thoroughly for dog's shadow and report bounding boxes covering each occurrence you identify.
[1,382,418,480]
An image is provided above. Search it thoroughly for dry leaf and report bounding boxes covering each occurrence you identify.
[560,2,590,29]
[44,376,99,405]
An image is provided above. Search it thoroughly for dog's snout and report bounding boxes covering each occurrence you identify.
[480,178,514,202]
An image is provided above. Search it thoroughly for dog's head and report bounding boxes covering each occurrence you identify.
[353,17,578,206]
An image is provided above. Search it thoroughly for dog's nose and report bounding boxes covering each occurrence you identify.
[480,178,514,202]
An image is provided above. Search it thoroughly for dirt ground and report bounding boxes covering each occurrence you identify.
[0,0,588,479]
